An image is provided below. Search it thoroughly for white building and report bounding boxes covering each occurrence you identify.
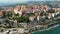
[55,12,60,15]
[37,16,40,21]
[14,9,18,14]
[14,9,22,16]
[18,28,25,34]
[48,16,51,19]
[29,16,35,21]
[52,13,55,18]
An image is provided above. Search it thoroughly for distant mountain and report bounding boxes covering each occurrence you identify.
[26,1,60,4]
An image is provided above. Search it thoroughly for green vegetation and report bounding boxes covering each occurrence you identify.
[1,8,59,24]
[54,18,60,21]
[47,9,55,13]
[2,12,7,18]
[27,13,35,16]
[2,11,30,23]
[17,16,30,23]
[40,18,46,22]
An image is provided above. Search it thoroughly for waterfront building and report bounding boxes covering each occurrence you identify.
[18,23,28,28]
[18,28,25,34]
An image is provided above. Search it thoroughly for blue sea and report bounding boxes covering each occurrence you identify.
[31,26,60,34]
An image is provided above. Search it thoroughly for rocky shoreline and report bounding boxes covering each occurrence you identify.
[0,23,59,34]
[31,24,59,34]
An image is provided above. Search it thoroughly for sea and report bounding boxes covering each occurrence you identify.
[31,26,60,34]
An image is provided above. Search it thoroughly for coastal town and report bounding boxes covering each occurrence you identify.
[0,4,60,34]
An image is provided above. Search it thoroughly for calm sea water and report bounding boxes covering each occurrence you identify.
[31,26,60,34]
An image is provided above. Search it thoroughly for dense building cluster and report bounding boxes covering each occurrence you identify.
[0,4,60,34]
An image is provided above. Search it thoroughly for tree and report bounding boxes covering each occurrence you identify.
[40,12,44,16]
[2,12,7,18]
[47,9,55,13]
[7,12,15,20]
[47,9,55,20]
[54,18,60,21]
[43,13,48,16]
[40,18,46,22]
[45,16,48,19]
[17,16,30,23]
[15,13,19,16]
[27,13,35,16]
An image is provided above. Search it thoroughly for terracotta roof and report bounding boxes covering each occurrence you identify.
[0,11,3,16]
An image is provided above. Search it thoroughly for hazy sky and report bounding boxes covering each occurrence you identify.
[0,0,59,6]
[0,0,59,2]
[0,0,60,3]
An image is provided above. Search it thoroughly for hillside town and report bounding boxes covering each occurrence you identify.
[0,4,60,34]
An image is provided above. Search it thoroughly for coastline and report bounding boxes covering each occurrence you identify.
[31,24,59,34]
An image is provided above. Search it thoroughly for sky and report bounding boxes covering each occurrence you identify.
[0,0,59,6]
[0,0,60,3]
[0,0,60,5]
